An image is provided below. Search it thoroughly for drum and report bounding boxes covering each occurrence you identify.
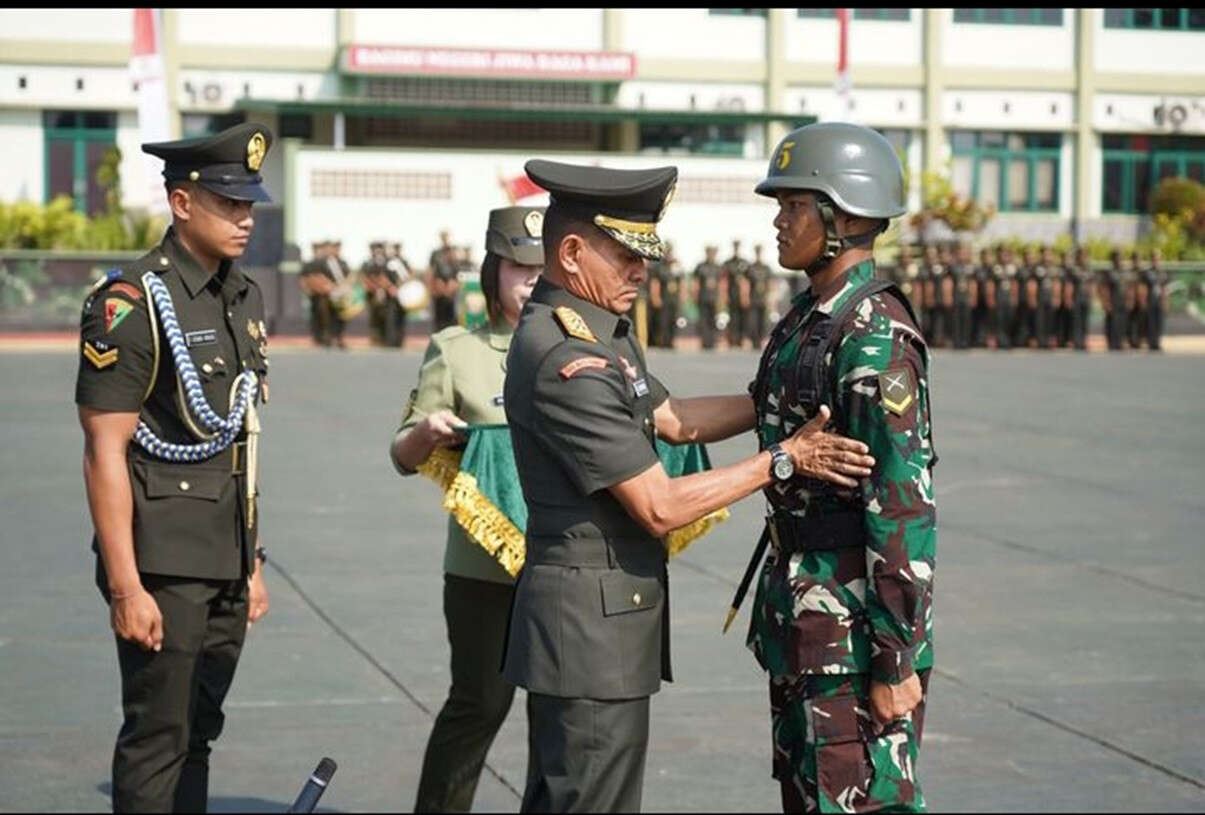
[397,278,429,312]
[333,284,365,320]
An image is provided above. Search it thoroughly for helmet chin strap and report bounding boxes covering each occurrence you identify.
[804,197,886,275]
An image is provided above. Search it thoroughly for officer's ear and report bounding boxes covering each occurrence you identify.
[557,232,590,281]
[166,182,195,223]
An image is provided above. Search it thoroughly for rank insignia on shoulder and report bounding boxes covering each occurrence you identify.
[878,368,914,415]
[82,339,118,370]
[559,356,608,380]
[104,298,134,333]
[553,307,598,343]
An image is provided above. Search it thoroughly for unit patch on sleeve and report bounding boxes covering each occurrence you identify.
[104,298,134,333]
[82,339,119,370]
[558,356,608,380]
[877,368,915,416]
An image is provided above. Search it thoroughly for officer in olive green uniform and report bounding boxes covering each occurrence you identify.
[393,205,545,813]
[75,123,273,813]
[746,244,774,347]
[749,122,937,814]
[693,245,723,349]
[502,163,677,813]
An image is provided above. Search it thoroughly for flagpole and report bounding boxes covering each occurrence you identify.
[836,8,853,120]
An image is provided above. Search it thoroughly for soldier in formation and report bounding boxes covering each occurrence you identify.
[693,244,723,350]
[723,239,751,349]
[647,240,683,348]
[745,243,773,347]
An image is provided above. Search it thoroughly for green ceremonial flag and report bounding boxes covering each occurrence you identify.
[417,423,730,576]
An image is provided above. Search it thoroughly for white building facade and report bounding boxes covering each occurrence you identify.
[2,8,1204,263]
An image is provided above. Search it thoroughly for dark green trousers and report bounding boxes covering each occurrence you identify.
[414,574,516,813]
[521,694,650,814]
[99,569,247,813]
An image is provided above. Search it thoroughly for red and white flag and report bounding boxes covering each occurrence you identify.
[498,172,546,205]
[130,8,171,214]
[835,8,853,118]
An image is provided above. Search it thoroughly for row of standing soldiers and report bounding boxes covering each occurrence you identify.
[645,239,779,349]
[298,232,471,348]
[889,244,1169,351]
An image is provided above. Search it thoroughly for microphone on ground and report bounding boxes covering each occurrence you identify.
[288,757,337,813]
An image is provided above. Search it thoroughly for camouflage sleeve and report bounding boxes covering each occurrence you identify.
[835,295,937,685]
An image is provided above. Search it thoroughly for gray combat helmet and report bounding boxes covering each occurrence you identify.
[755,121,906,218]
[756,122,906,270]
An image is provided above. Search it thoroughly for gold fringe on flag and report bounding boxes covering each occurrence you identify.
[417,445,731,577]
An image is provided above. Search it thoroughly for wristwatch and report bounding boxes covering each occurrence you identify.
[255,546,267,563]
[768,443,795,482]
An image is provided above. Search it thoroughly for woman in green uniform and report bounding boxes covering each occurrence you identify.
[390,205,544,813]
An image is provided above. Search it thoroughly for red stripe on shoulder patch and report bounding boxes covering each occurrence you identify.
[559,356,608,380]
[108,281,143,300]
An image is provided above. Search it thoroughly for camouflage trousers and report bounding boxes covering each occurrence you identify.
[769,670,931,814]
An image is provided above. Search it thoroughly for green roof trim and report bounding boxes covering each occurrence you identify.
[233,97,814,126]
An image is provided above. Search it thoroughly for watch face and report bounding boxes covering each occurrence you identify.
[773,456,794,481]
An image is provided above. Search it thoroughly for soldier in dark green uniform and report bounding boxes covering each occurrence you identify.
[1141,249,1167,351]
[428,230,461,331]
[1034,246,1057,349]
[648,241,682,349]
[972,247,994,348]
[75,122,273,813]
[724,239,751,349]
[363,241,390,346]
[382,241,414,348]
[391,205,545,814]
[1100,249,1126,351]
[748,122,938,813]
[300,240,334,347]
[693,244,723,350]
[746,244,774,347]
[1066,246,1092,351]
[503,158,875,813]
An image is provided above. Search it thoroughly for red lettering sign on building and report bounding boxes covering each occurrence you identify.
[345,45,637,80]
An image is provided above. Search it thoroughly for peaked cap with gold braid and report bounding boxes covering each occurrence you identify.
[524,159,677,261]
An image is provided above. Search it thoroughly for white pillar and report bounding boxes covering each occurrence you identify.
[334,111,345,150]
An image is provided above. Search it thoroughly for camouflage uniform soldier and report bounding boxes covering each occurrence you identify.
[919,245,939,344]
[749,122,937,814]
[694,245,723,350]
[724,239,752,349]
[971,248,994,348]
[951,243,974,349]
[994,246,1019,351]
[746,244,774,347]
[1036,246,1059,349]
[1100,249,1126,351]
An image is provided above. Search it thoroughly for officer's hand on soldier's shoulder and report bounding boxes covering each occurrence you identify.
[110,587,164,652]
[781,405,875,488]
[422,409,468,447]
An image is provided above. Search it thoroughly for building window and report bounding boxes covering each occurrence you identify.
[854,9,911,21]
[797,9,836,18]
[1101,134,1205,214]
[638,121,749,156]
[952,9,1064,25]
[181,112,246,138]
[279,113,314,140]
[1103,8,1205,30]
[42,110,117,215]
[950,130,1061,213]
[708,8,767,16]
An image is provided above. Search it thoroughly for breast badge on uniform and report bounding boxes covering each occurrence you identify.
[878,368,915,415]
[104,298,134,333]
[553,307,598,343]
[82,339,118,370]
[559,356,608,380]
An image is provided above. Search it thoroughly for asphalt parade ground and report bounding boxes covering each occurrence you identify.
[2,344,1204,813]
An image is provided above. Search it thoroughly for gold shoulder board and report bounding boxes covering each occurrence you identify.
[552,306,598,343]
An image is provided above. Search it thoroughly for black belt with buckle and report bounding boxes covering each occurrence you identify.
[210,440,248,475]
[769,509,865,552]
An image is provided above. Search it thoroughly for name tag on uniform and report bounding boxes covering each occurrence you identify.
[186,329,218,347]
[633,378,649,397]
